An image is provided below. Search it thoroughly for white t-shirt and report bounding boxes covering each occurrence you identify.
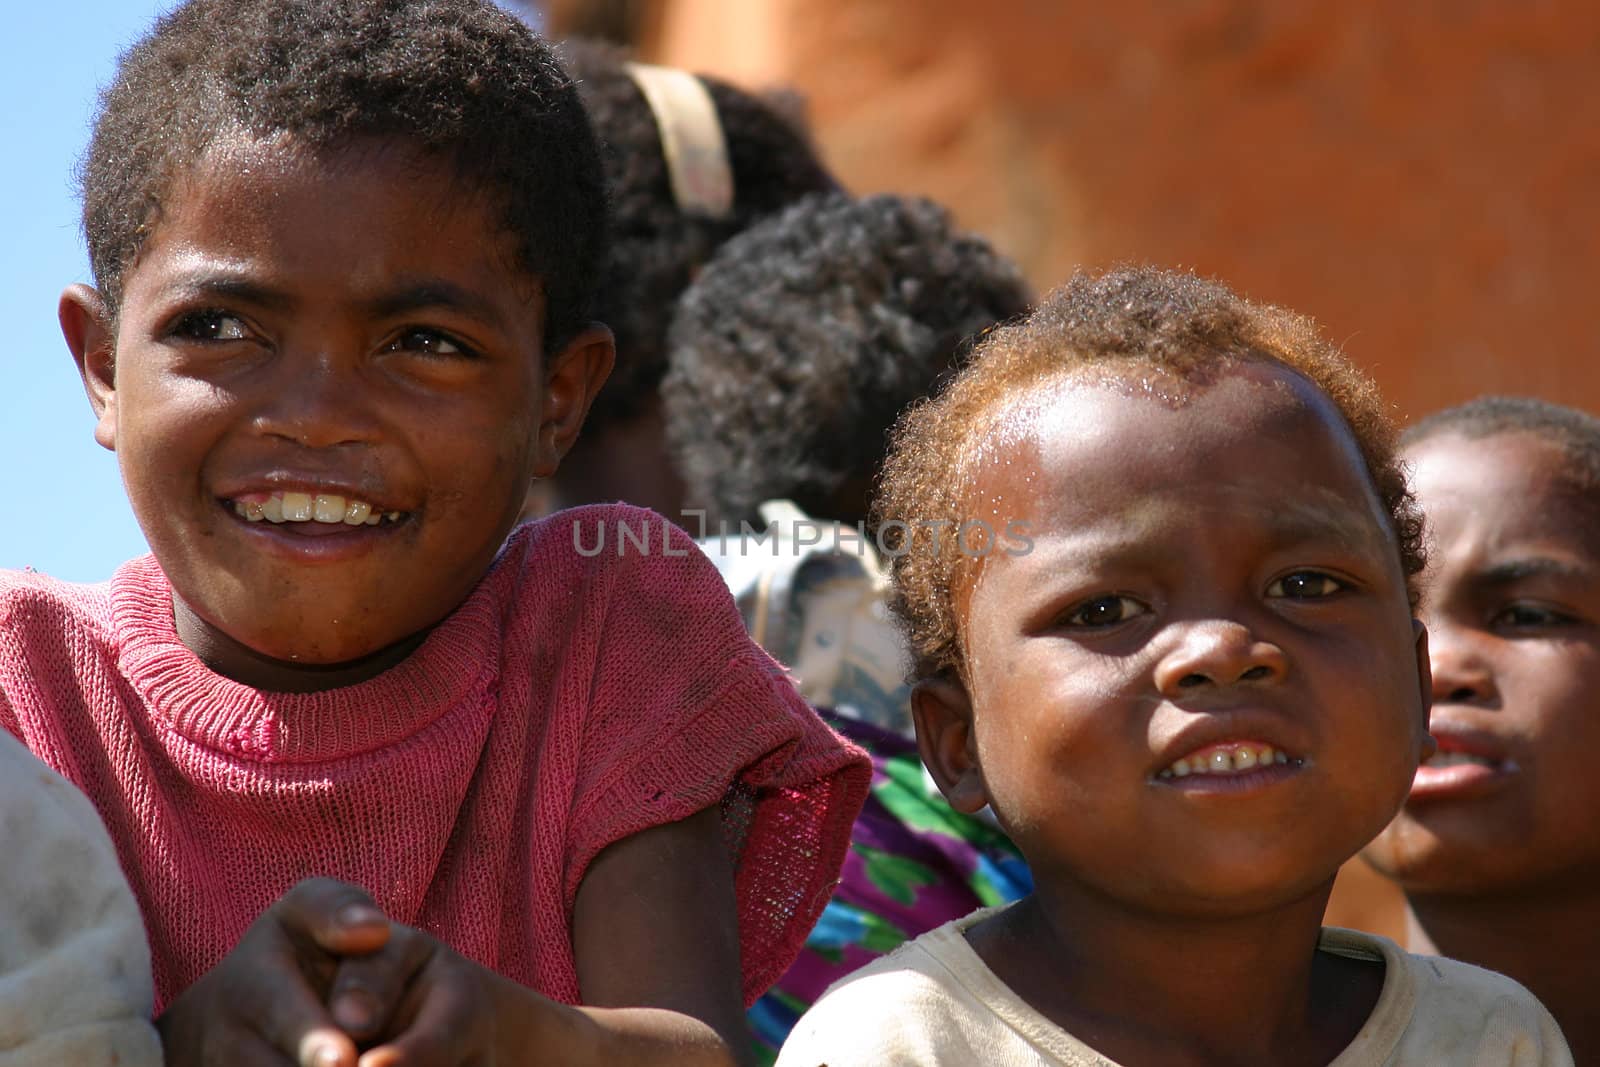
[775,907,1572,1066]
[0,729,161,1066]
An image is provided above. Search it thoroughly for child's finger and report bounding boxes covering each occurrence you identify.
[355,976,475,1067]
[275,877,393,956]
[326,925,436,1043]
[246,969,360,1067]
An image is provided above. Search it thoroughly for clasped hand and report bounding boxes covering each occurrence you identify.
[159,877,545,1066]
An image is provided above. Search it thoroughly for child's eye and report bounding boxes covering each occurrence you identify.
[1061,595,1149,629]
[387,328,473,358]
[171,309,250,342]
[1266,571,1346,599]
[1491,602,1575,629]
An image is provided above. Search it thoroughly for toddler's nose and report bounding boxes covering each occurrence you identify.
[1154,620,1288,695]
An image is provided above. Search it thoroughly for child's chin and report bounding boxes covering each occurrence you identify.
[1144,852,1348,915]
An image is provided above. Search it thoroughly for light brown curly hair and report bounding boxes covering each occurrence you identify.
[873,266,1425,682]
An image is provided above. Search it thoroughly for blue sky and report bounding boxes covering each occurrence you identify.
[0,2,174,581]
[1,1,533,582]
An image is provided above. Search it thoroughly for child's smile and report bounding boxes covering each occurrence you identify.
[943,363,1429,912]
[62,135,608,688]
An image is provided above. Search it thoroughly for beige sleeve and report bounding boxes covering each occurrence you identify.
[0,732,162,1067]
[1396,952,1575,1067]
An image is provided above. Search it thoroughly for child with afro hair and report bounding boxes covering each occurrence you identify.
[522,39,838,520]
[662,191,1034,1061]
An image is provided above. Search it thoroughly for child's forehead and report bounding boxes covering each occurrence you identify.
[141,132,539,303]
[963,360,1367,505]
[1407,431,1600,549]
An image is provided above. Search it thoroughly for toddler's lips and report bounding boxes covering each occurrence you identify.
[1153,740,1306,796]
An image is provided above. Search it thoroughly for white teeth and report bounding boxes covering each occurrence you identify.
[1163,744,1291,779]
[281,492,313,522]
[230,491,395,526]
[312,494,346,523]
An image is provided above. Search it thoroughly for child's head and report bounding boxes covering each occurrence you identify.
[560,39,838,432]
[83,0,605,353]
[1364,397,1600,897]
[59,0,614,687]
[522,41,838,517]
[661,192,1031,525]
[880,266,1431,916]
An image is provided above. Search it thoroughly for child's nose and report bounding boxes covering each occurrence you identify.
[1154,620,1289,696]
[252,353,382,450]
[1424,625,1497,706]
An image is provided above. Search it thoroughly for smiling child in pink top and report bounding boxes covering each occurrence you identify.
[0,2,867,1064]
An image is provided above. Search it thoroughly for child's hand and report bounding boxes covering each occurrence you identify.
[320,920,525,1065]
[157,877,393,1067]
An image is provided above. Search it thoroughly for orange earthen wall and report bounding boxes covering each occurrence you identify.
[645,0,1600,425]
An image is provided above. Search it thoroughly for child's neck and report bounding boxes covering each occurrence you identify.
[1405,887,1599,1064]
[174,595,428,693]
[967,880,1382,1066]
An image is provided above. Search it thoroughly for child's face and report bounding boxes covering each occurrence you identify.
[1364,432,1600,893]
[61,136,610,682]
[920,363,1428,916]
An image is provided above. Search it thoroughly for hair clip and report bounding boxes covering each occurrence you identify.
[625,62,735,219]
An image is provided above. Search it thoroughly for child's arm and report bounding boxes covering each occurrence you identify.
[160,809,749,1067]
[325,805,748,1066]
[323,809,748,1067]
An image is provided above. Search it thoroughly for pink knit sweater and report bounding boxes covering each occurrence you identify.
[0,504,869,1012]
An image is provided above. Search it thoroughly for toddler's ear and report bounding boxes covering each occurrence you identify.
[59,284,118,452]
[531,323,616,478]
[912,676,990,815]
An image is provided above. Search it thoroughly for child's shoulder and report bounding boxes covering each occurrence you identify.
[0,564,116,634]
[503,503,727,605]
[779,907,1096,1067]
[1319,928,1573,1065]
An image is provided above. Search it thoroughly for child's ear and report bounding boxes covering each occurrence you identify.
[912,675,990,815]
[60,284,118,452]
[532,323,615,478]
[1412,619,1437,762]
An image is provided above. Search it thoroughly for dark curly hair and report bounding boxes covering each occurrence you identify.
[559,39,838,430]
[876,266,1427,681]
[1403,395,1600,496]
[82,0,605,350]
[661,192,1032,524]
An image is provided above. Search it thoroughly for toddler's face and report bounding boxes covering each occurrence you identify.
[64,136,601,681]
[944,364,1427,915]
[1364,432,1600,893]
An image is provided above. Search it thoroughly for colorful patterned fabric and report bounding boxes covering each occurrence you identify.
[747,712,1033,1063]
